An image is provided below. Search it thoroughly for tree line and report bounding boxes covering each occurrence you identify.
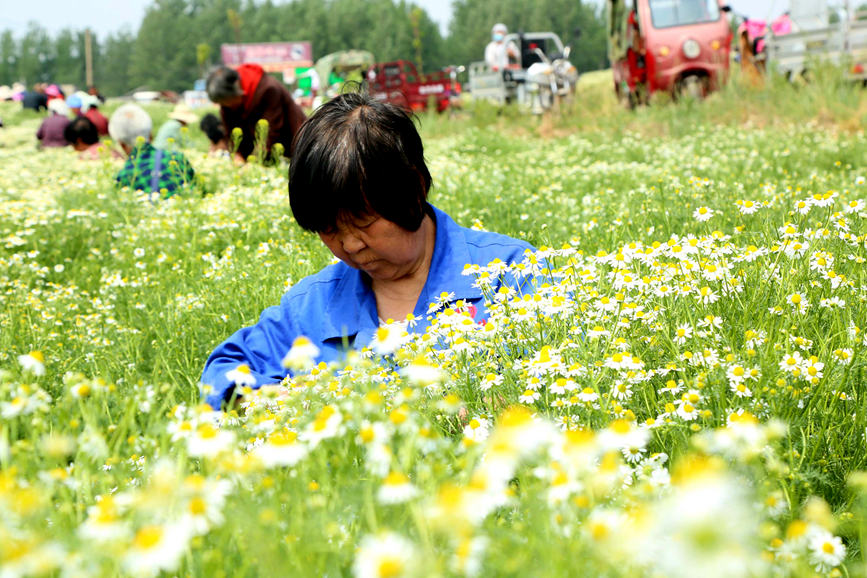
[0,0,607,96]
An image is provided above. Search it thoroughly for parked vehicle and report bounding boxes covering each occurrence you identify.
[607,0,732,105]
[765,8,867,81]
[468,32,578,112]
[367,60,455,112]
[317,50,376,96]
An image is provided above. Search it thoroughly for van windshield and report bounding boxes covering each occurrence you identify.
[648,0,720,28]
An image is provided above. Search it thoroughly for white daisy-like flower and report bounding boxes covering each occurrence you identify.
[693,206,714,222]
[282,335,320,370]
[123,520,193,577]
[18,351,46,376]
[463,417,491,444]
[225,364,257,387]
[253,429,308,467]
[376,472,419,504]
[370,322,410,355]
[352,531,417,578]
[808,528,846,572]
[400,356,443,387]
[186,423,236,458]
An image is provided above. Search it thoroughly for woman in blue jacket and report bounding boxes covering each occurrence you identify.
[201,93,534,409]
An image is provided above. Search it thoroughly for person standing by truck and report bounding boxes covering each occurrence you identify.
[206,64,307,162]
[484,23,519,71]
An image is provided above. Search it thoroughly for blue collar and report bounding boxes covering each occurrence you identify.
[320,205,483,342]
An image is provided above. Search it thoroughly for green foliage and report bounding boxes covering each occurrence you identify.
[0,0,607,95]
[0,83,865,574]
[98,31,136,96]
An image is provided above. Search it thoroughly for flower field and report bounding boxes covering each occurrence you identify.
[1,79,866,577]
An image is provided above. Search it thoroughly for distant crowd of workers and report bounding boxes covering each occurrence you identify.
[0,24,518,200]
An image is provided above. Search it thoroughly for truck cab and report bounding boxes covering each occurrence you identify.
[608,0,732,103]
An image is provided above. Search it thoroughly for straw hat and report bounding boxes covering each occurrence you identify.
[168,104,199,125]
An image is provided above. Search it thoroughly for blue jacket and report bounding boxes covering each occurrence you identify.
[201,205,534,408]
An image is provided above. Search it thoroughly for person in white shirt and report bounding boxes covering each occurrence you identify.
[484,23,519,70]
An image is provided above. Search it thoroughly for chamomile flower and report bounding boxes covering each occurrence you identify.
[78,495,130,542]
[17,351,45,376]
[352,532,417,578]
[253,429,307,467]
[371,322,411,355]
[186,423,236,458]
[693,206,714,222]
[673,323,693,345]
[377,472,419,504]
[479,372,503,391]
[807,529,846,572]
[400,355,443,387]
[123,521,193,577]
[225,364,257,387]
[463,417,491,444]
[282,335,320,370]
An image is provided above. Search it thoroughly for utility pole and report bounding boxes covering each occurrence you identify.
[85,28,93,87]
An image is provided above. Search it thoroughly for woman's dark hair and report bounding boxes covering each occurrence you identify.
[199,113,226,144]
[289,92,432,233]
[206,66,243,103]
[64,116,99,146]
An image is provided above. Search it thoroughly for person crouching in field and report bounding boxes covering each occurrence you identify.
[200,93,535,409]
[108,103,197,200]
[36,99,71,148]
[64,116,121,160]
[206,64,306,163]
[199,113,228,155]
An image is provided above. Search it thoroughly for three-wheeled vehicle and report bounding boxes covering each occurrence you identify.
[367,60,456,112]
[607,0,732,104]
[316,50,376,97]
[468,32,579,112]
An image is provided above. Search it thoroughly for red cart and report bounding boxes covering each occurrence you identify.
[367,60,454,113]
[608,0,732,104]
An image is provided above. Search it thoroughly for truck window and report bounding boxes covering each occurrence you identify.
[648,0,720,28]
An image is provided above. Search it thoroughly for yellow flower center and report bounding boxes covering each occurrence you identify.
[378,557,404,578]
[133,526,163,550]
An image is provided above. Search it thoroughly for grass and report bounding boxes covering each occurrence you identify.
[0,67,865,576]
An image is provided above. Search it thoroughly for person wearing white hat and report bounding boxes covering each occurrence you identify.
[36,99,71,148]
[153,104,200,150]
[485,23,519,71]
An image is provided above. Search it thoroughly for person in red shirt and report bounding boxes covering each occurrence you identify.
[84,101,109,136]
[206,64,306,163]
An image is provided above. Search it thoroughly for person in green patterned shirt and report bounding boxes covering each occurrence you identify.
[109,104,197,200]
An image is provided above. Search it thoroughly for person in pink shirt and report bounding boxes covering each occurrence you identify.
[771,12,793,36]
[63,116,121,160]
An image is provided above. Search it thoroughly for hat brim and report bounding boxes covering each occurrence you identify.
[169,112,200,124]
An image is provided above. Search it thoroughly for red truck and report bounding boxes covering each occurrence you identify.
[367,60,456,112]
